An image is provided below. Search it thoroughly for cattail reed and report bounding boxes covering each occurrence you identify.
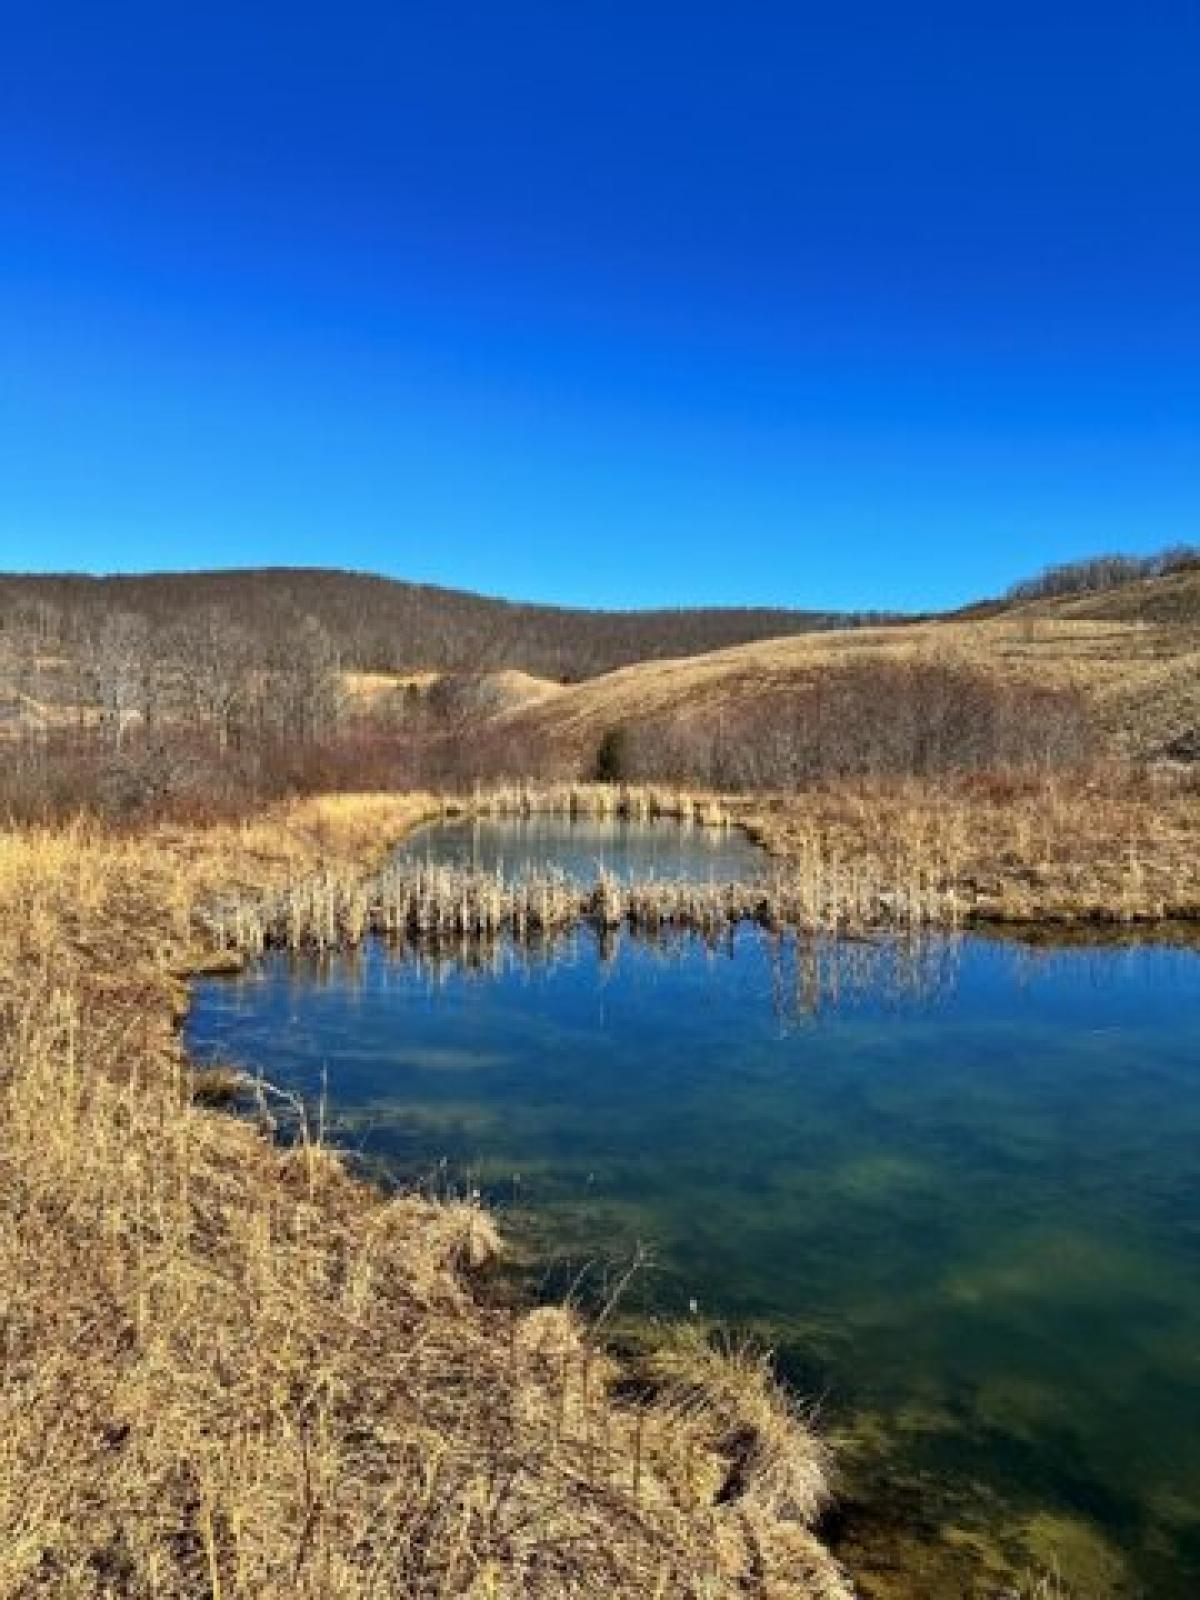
[203,842,964,958]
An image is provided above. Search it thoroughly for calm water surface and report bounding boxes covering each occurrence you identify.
[188,819,1200,1598]
[397,812,767,882]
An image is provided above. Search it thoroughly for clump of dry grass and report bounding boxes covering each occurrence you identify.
[645,1330,835,1528]
[0,797,850,1599]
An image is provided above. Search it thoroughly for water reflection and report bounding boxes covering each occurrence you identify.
[255,921,963,1021]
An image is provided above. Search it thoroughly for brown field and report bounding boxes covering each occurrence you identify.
[0,794,850,1600]
[341,668,440,704]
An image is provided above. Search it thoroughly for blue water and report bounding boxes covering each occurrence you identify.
[187,820,1200,1598]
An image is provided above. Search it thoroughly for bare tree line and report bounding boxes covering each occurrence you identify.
[0,599,352,819]
[1005,544,1198,604]
[50,605,342,752]
[0,568,883,682]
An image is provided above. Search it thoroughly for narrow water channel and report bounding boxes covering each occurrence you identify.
[187,817,1200,1598]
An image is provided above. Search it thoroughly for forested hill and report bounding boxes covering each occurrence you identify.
[0,568,892,680]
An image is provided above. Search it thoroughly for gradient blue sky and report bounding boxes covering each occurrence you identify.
[1,2,1197,610]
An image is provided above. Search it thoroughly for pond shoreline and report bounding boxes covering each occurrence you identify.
[186,804,1200,1598]
[185,806,1200,1593]
[2,793,857,1599]
[185,780,1200,977]
[111,780,1196,1597]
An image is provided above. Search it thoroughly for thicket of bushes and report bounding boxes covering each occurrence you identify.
[604,660,1097,788]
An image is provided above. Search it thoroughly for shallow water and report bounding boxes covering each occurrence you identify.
[188,820,1200,1597]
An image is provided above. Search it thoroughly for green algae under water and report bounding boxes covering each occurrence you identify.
[187,818,1200,1598]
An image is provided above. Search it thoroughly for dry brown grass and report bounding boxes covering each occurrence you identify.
[341,668,439,706]
[738,765,1200,924]
[469,780,733,826]
[0,795,849,1600]
[340,669,563,717]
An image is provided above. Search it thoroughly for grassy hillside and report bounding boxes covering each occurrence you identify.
[495,570,1200,764]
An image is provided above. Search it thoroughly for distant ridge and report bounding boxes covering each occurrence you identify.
[0,567,898,681]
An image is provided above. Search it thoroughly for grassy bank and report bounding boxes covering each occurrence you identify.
[737,765,1200,925]
[0,795,849,1600]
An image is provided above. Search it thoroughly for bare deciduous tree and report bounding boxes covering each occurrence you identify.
[83,612,151,751]
[167,607,259,750]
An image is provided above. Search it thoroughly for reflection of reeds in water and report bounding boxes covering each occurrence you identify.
[232,913,960,1019]
[765,928,961,1018]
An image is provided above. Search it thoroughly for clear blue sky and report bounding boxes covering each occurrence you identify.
[1,3,1196,611]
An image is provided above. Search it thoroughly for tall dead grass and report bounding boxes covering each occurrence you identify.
[205,853,957,959]
[740,764,1200,924]
[0,796,850,1599]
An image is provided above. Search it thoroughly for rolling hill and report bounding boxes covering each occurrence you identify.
[495,567,1200,763]
[2,558,1196,766]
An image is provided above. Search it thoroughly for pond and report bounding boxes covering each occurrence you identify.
[187,817,1200,1598]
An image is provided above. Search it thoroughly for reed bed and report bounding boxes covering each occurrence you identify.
[740,766,1200,925]
[463,770,1200,927]
[204,846,961,959]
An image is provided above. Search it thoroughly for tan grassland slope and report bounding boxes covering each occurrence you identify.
[496,569,1200,762]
